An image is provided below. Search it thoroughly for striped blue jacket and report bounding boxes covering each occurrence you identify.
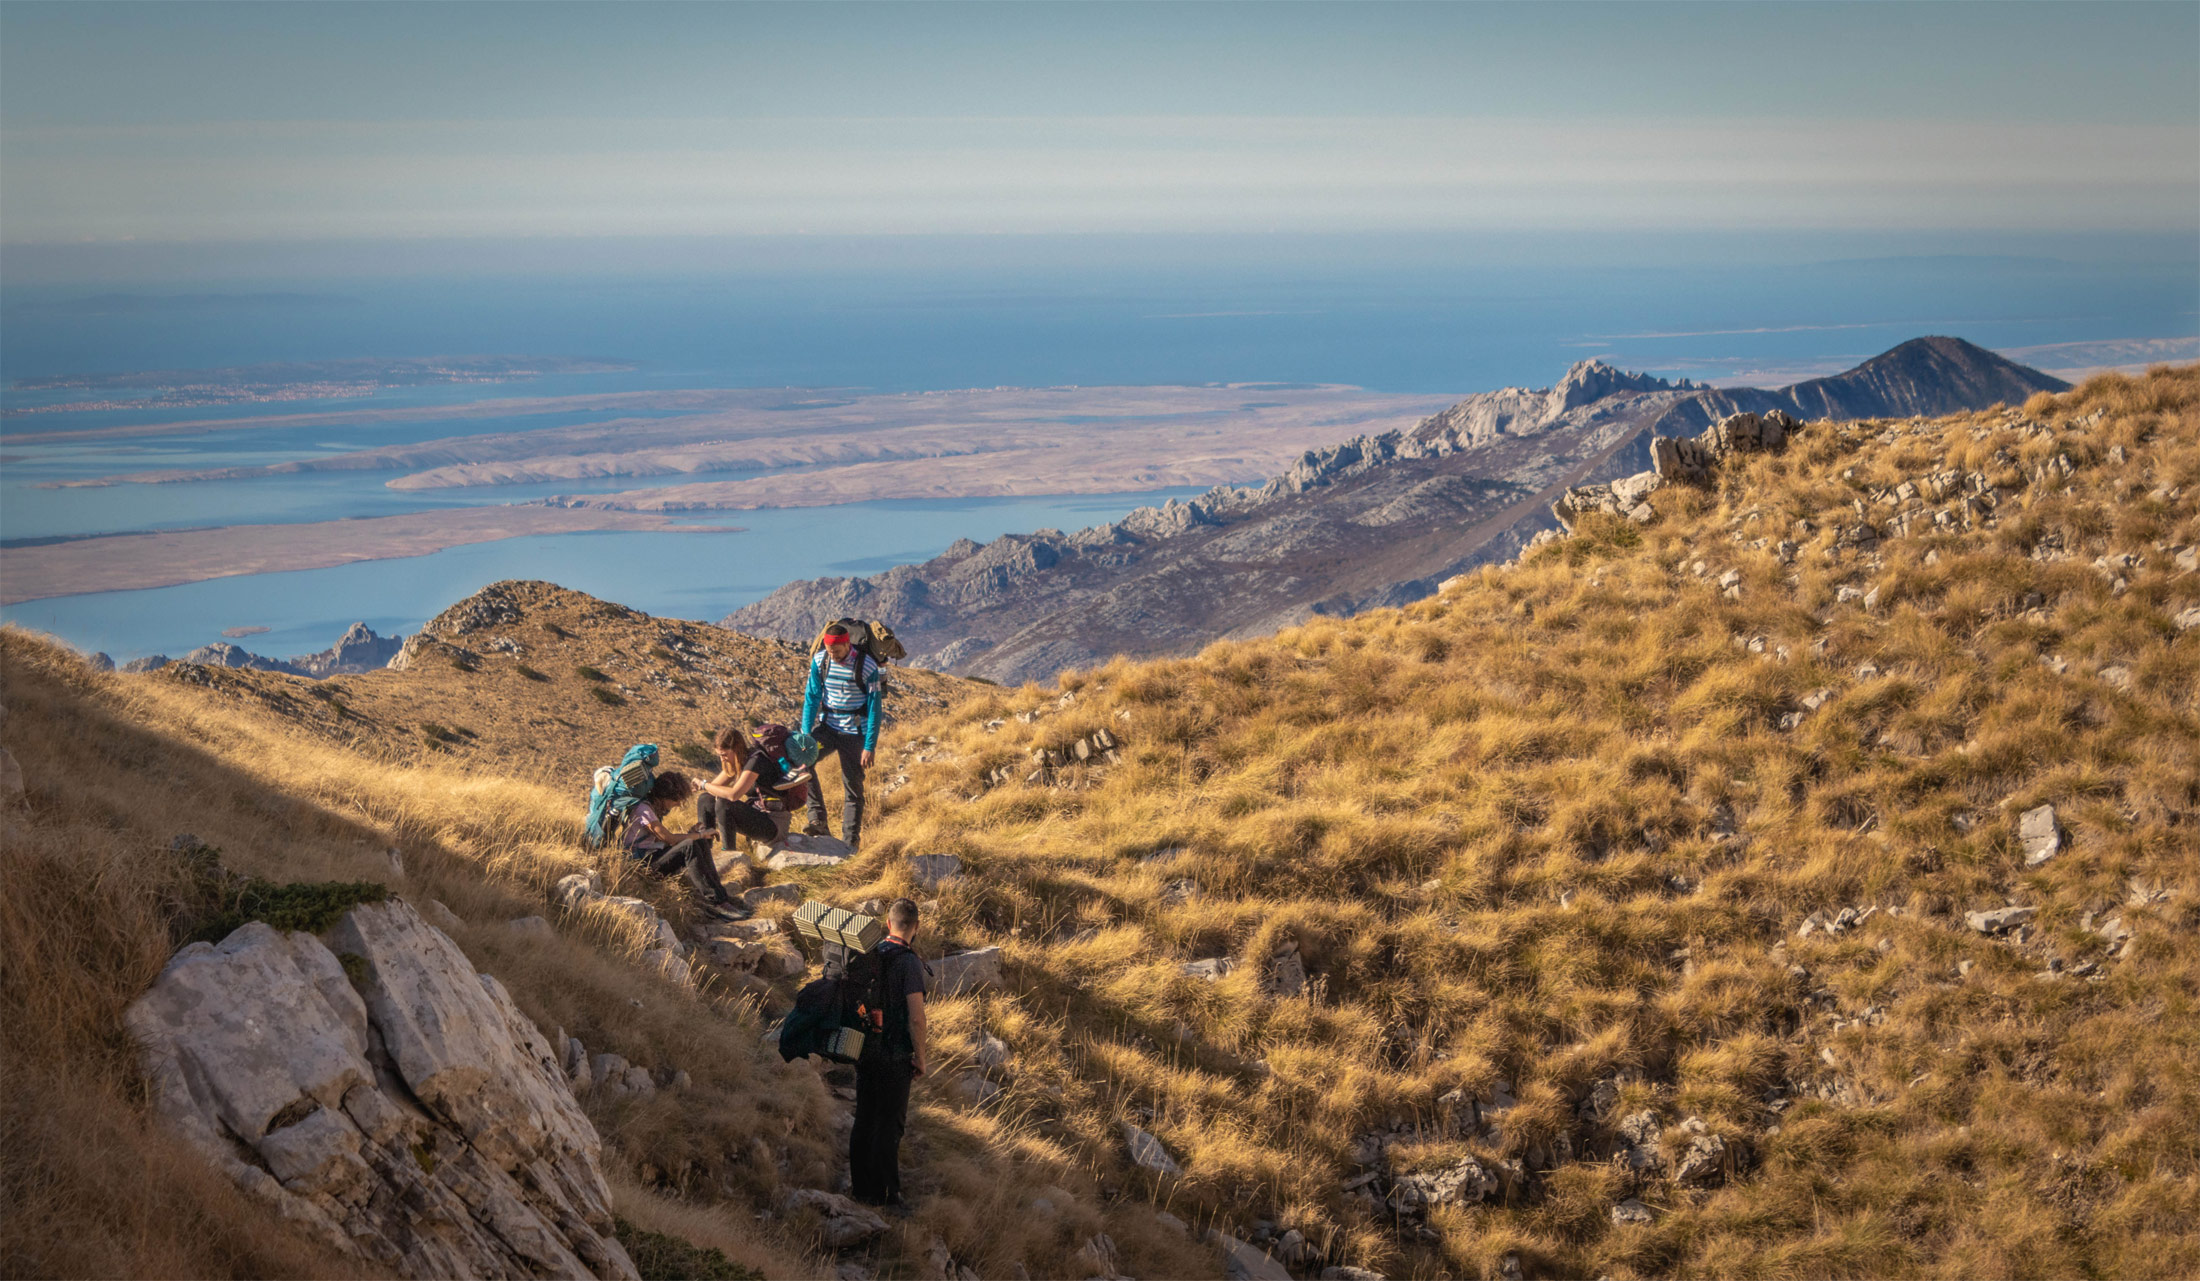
[801,649,883,751]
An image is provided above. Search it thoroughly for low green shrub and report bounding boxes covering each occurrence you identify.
[615,1220,760,1281]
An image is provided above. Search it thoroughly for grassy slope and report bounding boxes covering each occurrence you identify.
[159,577,970,789]
[0,621,1209,1279]
[4,368,2195,1280]
[819,367,2200,1280]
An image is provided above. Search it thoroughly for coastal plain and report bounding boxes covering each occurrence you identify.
[5,382,1456,606]
[45,383,1457,494]
[0,507,739,605]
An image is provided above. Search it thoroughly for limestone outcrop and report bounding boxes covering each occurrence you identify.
[294,621,407,676]
[730,340,2059,685]
[125,899,638,1280]
[180,641,310,677]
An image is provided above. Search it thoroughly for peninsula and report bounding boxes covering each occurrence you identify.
[0,507,736,605]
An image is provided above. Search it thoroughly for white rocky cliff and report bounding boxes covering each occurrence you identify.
[124,899,638,1280]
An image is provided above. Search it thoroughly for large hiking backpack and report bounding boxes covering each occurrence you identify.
[748,723,814,806]
[584,743,658,849]
[811,618,906,679]
[847,938,914,1043]
[778,969,866,1063]
[775,938,911,1064]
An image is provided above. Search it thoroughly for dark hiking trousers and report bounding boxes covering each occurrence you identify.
[696,790,779,845]
[640,836,732,904]
[804,722,867,849]
[850,1052,914,1204]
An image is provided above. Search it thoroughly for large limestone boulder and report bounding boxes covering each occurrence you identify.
[761,831,855,870]
[125,901,638,1280]
[907,853,964,891]
[932,946,1004,997]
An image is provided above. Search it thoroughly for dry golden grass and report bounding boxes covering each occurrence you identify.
[812,366,2200,1280]
[0,630,836,1278]
[150,577,972,790]
[0,607,1203,1278]
[6,367,2197,1280]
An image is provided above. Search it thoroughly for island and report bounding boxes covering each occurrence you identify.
[0,507,737,605]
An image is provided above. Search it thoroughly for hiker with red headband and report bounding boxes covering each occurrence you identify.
[799,622,885,849]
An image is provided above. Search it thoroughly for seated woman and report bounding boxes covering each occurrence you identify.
[695,726,814,867]
[623,770,746,920]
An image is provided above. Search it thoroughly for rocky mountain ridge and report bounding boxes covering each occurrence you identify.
[101,620,407,679]
[130,579,973,786]
[727,338,2068,682]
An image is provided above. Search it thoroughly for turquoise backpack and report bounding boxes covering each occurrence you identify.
[585,743,659,849]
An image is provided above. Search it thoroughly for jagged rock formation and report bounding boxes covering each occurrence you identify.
[728,338,2066,684]
[126,623,406,681]
[1551,410,1802,530]
[125,899,638,1280]
[294,622,406,676]
[181,641,310,676]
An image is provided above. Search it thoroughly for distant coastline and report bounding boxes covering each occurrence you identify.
[2,354,634,416]
[0,506,738,605]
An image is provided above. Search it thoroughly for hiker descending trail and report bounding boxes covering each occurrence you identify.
[800,620,901,850]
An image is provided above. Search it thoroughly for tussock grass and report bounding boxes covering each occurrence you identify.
[7,367,2197,1279]
[824,367,2200,1279]
[0,633,852,1276]
[0,615,1208,1278]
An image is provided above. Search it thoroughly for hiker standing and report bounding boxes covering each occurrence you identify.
[800,623,883,849]
[851,898,928,1209]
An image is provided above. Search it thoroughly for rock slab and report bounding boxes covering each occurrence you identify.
[932,946,1005,997]
[1967,905,2037,934]
[907,853,964,890]
[762,832,856,869]
[2019,804,2062,866]
[1211,1230,1292,1281]
[1122,1120,1183,1176]
[125,900,637,1280]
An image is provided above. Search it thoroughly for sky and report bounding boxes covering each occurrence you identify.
[3,0,2196,256]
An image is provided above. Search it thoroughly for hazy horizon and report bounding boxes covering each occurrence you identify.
[6,2,2195,251]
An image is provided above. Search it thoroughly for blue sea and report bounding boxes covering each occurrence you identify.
[3,231,2193,663]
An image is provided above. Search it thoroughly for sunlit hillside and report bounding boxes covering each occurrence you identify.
[3,367,2195,1281]
[819,366,2200,1279]
[0,627,1205,1281]
[144,577,972,787]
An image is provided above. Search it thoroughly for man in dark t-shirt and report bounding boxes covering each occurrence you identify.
[851,897,929,1208]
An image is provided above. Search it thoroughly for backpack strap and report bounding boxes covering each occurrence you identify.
[816,645,873,698]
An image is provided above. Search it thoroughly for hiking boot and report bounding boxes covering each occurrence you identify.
[802,820,833,839]
[703,898,751,922]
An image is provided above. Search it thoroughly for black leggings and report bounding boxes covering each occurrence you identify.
[640,836,732,903]
[697,791,780,845]
[806,722,868,849]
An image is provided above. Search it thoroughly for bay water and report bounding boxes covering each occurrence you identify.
[4,231,2192,663]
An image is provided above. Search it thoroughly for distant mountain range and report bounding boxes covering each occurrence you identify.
[725,337,2068,683]
[106,621,406,678]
